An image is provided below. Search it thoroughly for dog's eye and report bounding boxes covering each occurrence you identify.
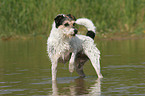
[64,23,69,27]
[73,23,75,26]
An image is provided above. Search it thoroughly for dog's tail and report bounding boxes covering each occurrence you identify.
[75,18,96,39]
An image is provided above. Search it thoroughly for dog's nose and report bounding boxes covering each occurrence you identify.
[74,29,78,34]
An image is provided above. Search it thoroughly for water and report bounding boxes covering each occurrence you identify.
[0,38,145,96]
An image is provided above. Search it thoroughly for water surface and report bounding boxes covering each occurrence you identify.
[0,38,145,96]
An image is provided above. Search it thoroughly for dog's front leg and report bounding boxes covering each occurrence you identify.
[69,52,76,73]
[51,58,58,81]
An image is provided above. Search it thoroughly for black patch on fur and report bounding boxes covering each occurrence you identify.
[74,29,78,34]
[67,14,76,21]
[54,14,76,28]
[54,14,66,28]
[86,31,95,39]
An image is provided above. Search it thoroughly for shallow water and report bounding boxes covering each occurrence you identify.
[0,38,145,96]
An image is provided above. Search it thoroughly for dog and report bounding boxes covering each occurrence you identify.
[47,14,103,81]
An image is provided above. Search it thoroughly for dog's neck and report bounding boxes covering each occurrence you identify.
[48,23,72,56]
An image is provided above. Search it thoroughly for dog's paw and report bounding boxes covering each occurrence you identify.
[69,63,75,73]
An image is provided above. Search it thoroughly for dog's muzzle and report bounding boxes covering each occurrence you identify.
[73,29,78,36]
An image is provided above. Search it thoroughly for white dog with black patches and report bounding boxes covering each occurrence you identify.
[47,14,103,81]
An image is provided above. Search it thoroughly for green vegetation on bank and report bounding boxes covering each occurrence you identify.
[0,0,144,39]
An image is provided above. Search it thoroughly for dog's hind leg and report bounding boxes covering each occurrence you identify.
[84,45,103,78]
[75,52,88,78]
[76,63,86,78]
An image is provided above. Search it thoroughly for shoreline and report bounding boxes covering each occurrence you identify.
[96,33,145,40]
[1,33,145,41]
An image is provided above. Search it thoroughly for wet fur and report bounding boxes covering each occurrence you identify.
[47,14,103,81]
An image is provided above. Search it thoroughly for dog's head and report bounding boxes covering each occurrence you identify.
[54,14,78,37]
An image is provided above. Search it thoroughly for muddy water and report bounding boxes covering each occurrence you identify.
[0,38,145,96]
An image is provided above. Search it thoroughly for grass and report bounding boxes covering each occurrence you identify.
[0,0,144,39]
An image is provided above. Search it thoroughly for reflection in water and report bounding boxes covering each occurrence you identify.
[88,79,101,96]
[69,78,89,95]
[52,78,101,96]
[1,38,145,95]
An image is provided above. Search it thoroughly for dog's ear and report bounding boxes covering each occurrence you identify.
[54,14,65,28]
[67,14,76,21]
